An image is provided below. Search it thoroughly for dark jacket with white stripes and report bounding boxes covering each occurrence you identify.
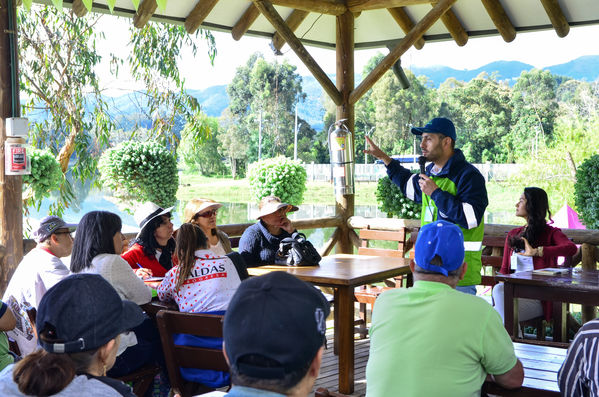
[558,319,599,397]
[386,149,488,286]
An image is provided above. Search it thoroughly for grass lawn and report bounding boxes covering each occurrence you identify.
[178,172,523,221]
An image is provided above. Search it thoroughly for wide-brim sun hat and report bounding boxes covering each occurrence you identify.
[257,201,298,219]
[134,202,174,236]
[183,198,223,223]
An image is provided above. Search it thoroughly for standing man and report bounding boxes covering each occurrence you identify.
[3,215,76,355]
[365,220,523,397]
[365,117,488,293]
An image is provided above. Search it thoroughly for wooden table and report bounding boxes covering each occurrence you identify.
[482,342,566,396]
[248,254,411,394]
[496,269,599,342]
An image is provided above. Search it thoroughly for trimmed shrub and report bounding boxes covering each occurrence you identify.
[98,141,178,208]
[574,154,599,228]
[375,175,421,219]
[23,148,63,201]
[248,156,307,205]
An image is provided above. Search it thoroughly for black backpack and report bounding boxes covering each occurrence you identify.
[275,232,321,266]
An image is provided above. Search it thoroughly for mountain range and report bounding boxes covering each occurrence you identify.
[108,55,599,132]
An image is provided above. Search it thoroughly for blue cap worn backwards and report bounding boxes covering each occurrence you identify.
[415,220,465,276]
[411,117,456,141]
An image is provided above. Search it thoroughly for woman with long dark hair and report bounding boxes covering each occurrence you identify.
[493,187,577,324]
[122,202,175,278]
[158,223,241,313]
[70,211,151,304]
[70,211,163,380]
[157,223,241,389]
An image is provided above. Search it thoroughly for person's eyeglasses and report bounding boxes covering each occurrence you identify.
[54,230,74,239]
[197,210,218,218]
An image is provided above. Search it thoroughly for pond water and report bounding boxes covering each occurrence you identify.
[26,190,517,248]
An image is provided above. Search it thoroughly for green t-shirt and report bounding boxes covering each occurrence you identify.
[0,332,13,372]
[366,281,517,397]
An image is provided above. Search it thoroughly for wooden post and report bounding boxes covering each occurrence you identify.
[335,10,354,255]
[0,0,23,294]
[581,243,596,323]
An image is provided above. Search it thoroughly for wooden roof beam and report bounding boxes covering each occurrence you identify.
[133,0,157,28]
[253,0,342,105]
[270,0,346,16]
[540,0,570,38]
[72,0,88,17]
[185,0,220,34]
[350,0,456,104]
[348,0,430,13]
[271,10,309,53]
[481,0,516,42]
[232,4,261,40]
[439,6,468,46]
[387,7,425,50]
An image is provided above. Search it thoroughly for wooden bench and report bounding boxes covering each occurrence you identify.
[482,341,565,396]
[353,226,416,337]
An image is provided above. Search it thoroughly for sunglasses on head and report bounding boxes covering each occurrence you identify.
[197,209,218,218]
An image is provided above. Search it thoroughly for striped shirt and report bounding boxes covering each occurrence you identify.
[559,319,599,396]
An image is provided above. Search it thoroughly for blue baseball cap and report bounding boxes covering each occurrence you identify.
[411,117,456,141]
[415,220,465,276]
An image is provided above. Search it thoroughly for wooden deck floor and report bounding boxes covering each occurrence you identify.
[312,334,370,397]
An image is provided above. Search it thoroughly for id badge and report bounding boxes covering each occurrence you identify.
[423,203,435,222]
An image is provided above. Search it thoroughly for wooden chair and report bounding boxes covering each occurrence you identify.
[116,364,161,397]
[314,387,352,397]
[156,310,229,397]
[354,227,415,337]
[480,235,506,288]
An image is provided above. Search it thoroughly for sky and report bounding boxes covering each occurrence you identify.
[97,16,599,95]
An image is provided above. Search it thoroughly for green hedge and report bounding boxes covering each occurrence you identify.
[23,148,62,201]
[99,141,178,208]
[247,156,307,205]
[574,154,599,228]
[375,176,421,219]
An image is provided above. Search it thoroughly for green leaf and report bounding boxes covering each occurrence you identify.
[107,0,116,12]
[131,0,140,12]
[51,0,63,11]
[156,0,168,11]
[22,0,33,11]
[82,0,93,11]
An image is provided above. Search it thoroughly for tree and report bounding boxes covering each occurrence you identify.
[437,74,513,162]
[19,6,114,215]
[18,5,217,214]
[128,21,216,152]
[179,114,226,176]
[370,70,435,155]
[225,54,305,161]
[509,69,559,160]
[218,109,250,178]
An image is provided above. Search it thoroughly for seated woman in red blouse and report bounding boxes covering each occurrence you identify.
[122,202,175,278]
[493,187,577,325]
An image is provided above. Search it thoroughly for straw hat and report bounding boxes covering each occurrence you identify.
[256,198,298,219]
[184,198,223,223]
[134,202,174,236]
